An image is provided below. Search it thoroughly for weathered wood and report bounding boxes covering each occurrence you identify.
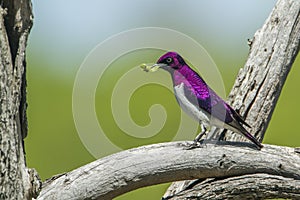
[163,174,300,200]
[165,0,300,198]
[0,0,38,199]
[1,0,32,140]
[37,142,300,200]
[224,0,300,142]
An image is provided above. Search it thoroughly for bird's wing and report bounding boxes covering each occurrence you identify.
[183,77,250,128]
[182,83,232,124]
[179,67,251,128]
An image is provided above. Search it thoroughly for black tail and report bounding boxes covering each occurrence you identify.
[239,125,263,149]
[228,119,263,149]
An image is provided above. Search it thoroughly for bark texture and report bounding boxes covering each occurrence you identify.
[0,0,39,199]
[165,0,300,198]
[224,0,300,142]
[37,142,300,200]
[163,174,300,200]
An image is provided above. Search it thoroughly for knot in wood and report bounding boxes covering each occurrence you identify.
[217,154,237,169]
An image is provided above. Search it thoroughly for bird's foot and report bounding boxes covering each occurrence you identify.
[184,139,205,150]
[180,125,208,150]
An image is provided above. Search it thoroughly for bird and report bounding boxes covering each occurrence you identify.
[144,51,263,149]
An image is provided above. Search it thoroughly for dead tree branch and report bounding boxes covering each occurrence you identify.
[163,174,300,199]
[224,0,300,142]
[37,142,300,200]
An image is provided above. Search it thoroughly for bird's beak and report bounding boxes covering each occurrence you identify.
[151,63,167,71]
[140,63,167,72]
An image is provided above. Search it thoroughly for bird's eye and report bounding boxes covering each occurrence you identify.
[166,57,173,63]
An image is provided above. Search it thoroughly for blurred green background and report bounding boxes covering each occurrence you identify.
[25,1,299,199]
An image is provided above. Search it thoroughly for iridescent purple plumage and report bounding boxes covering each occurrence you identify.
[155,52,263,149]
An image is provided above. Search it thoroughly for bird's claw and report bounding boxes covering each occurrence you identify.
[183,139,205,150]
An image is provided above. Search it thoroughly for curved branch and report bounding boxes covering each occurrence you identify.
[37,141,300,200]
[163,174,300,199]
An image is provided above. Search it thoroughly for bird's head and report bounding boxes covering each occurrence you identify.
[152,52,186,72]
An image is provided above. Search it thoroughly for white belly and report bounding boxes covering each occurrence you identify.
[174,83,210,126]
[174,83,238,132]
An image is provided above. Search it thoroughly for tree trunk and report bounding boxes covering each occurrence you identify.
[164,0,300,198]
[0,0,40,199]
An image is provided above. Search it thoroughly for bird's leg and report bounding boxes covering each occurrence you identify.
[194,124,207,143]
[218,129,228,141]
